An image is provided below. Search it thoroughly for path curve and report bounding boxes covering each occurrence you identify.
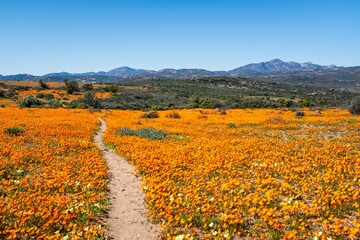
[94,117,160,240]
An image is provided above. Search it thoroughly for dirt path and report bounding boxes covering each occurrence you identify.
[94,117,160,240]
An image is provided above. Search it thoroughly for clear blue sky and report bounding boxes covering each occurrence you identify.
[0,0,359,75]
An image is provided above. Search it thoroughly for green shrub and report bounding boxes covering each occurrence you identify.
[117,127,168,140]
[64,79,79,94]
[227,123,236,128]
[349,97,360,115]
[4,127,25,136]
[36,93,54,99]
[18,95,43,108]
[67,100,88,109]
[48,99,61,108]
[140,111,159,118]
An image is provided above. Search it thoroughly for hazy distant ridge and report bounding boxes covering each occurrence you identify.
[0,59,343,80]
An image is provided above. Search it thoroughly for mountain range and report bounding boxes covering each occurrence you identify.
[0,59,343,80]
[1,59,360,92]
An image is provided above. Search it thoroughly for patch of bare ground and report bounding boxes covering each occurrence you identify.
[94,117,160,240]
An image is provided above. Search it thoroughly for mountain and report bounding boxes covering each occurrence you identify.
[0,74,37,81]
[1,59,359,92]
[228,59,339,75]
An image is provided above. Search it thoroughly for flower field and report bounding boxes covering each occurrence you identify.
[0,109,108,239]
[103,109,360,239]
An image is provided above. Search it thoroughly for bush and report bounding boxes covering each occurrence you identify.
[36,93,54,99]
[295,111,305,118]
[117,127,168,140]
[39,80,50,89]
[167,112,181,118]
[4,127,25,136]
[82,83,93,91]
[83,92,101,108]
[48,99,61,108]
[64,79,79,94]
[67,101,88,109]
[349,97,360,115]
[140,111,159,118]
[18,95,43,108]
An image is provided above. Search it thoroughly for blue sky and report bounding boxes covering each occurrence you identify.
[0,0,359,75]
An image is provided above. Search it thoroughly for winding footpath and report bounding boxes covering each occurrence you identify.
[94,117,160,240]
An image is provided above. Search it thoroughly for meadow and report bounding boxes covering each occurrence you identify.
[0,94,359,239]
[0,109,108,239]
[103,109,359,239]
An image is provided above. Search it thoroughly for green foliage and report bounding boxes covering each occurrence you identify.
[349,97,360,114]
[36,93,54,99]
[18,95,43,108]
[107,85,118,93]
[64,79,79,94]
[67,100,88,109]
[227,123,236,128]
[82,83,93,91]
[83,91,101,108]
[140,111,159,118]
[117,127,168,140]
[38,80,50,89]
[4,127,25,136]
[0,90,4,98]
[48,99,61,108]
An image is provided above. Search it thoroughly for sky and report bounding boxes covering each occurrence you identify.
[0,0,359,75]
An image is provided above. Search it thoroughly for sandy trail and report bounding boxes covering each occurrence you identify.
[94,117,160,240]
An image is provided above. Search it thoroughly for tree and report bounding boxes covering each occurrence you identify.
[39,80,49,89]
[64,79,79,94]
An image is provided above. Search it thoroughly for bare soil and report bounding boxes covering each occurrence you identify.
[94,117,160,240]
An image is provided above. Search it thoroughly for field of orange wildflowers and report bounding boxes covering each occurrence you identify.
[0,109,108,239]
[103,109,360,239]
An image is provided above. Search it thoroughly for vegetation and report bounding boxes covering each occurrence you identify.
[104,109,360,239]
[38,79,50,89]
[18,95,43,108]
[117,127,168,140]
[64,79,79,94]
[349,96,360,114]
[140,111,159,118]
[4,127,25,136]
[0,108,108,239]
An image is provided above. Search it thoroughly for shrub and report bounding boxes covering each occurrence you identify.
[64,79,79,94]
[36,93,54,99]
[295,111,305,118]
[83,92,101,108]
[0,104,5,108]
[39,80,50,89]
[82,83,93,91]
[4,127,25,136]
[140,111,159,118]
[227,123,236,128]
[349,97,360,115]
[48,99,61,108]
[167,112,181,119]
[117,127,168,140]
[18,95,43,108]
[67,100,88,109]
